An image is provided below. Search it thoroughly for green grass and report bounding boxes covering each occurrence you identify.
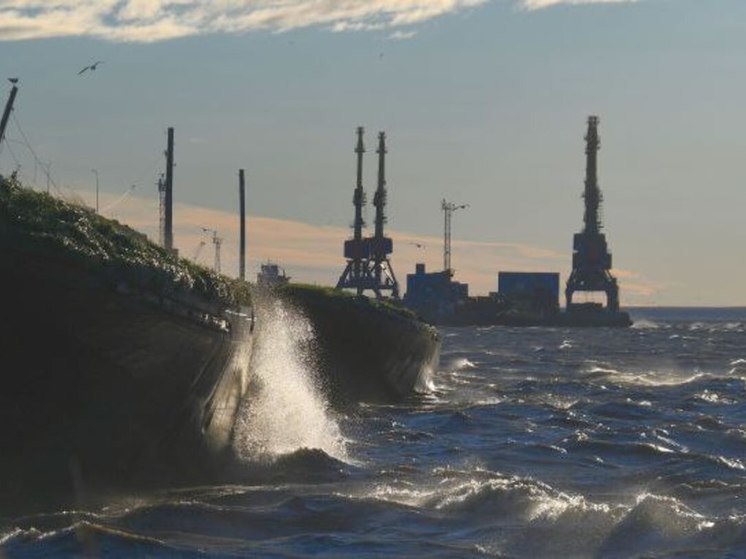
[0,174,251,307]
[280,282,417,320]
[0,175,421,321]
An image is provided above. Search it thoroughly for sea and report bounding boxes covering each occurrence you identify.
[3,306,746,558]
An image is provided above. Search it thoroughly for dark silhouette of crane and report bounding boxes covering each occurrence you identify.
[565,116,620,312]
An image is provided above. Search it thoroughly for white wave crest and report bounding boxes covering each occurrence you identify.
[631,319,660,330]
[233,298,347,462]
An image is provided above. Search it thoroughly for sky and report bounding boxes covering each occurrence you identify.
[1,0,745,306]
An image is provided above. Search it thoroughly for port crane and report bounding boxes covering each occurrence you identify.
[336,127,399,299]
[441,199,468,276]
[565,116,620,311]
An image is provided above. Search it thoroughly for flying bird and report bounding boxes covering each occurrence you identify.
[78,61,104,75]
[8,77,18,84]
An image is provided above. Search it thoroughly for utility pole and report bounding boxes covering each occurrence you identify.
[0,81,19,152]
[239,168,246,281]
[164,127,174,251]
[441,199,468,276]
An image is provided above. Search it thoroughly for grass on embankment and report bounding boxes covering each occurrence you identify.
[1,174,425,323]
[0,173,250,308]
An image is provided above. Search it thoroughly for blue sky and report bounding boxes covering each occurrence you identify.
[1,0,745,305]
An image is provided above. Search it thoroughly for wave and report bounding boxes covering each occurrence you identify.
[442,357,477,372]
[356,468,746,558]
[1,520,184,558]
[597,494,746,559]
[586,368,710,387]
[232,297,348,463]
[630,319,661,330]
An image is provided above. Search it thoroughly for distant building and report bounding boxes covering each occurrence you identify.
[497,272,559,313]
[403,263,469,322]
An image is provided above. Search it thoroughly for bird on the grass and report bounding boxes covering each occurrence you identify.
[78,61,104,75]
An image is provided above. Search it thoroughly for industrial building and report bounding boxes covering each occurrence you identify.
[404,263,469,324]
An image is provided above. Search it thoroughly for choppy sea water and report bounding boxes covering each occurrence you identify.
[3,307,746,558]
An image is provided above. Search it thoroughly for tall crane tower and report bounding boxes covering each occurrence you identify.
[441,199,468,276]
[368,132,399,299]
[565,115,620,311]
[202,227,223,274]
[336,128,399,299]
[336,126,370,294]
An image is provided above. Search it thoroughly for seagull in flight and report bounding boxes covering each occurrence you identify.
[78,61,104,75]
[8,77,18,84]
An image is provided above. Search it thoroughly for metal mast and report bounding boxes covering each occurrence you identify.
[336,126,372,294]
[239,169,246,281]
[565,115,620,312]
[368,131,399,299]
[441,199,468,276]
[583,115,601,234]
[353,127,366,255]
[163,127,174,252]
[0,81,19,152]
[157,174,166,247]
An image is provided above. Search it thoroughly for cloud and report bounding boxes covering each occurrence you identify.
[0,0,487,42]
[0,0,642,42]
[520,0,638,9]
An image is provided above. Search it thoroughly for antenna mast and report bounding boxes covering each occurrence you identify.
[441,199,468,276]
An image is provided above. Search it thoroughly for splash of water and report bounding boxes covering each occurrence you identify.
[233,297,347,462]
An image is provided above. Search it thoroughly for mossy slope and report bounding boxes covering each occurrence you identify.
[0,174,249,309]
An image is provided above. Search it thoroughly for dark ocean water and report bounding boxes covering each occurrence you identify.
[3,307,746,558]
